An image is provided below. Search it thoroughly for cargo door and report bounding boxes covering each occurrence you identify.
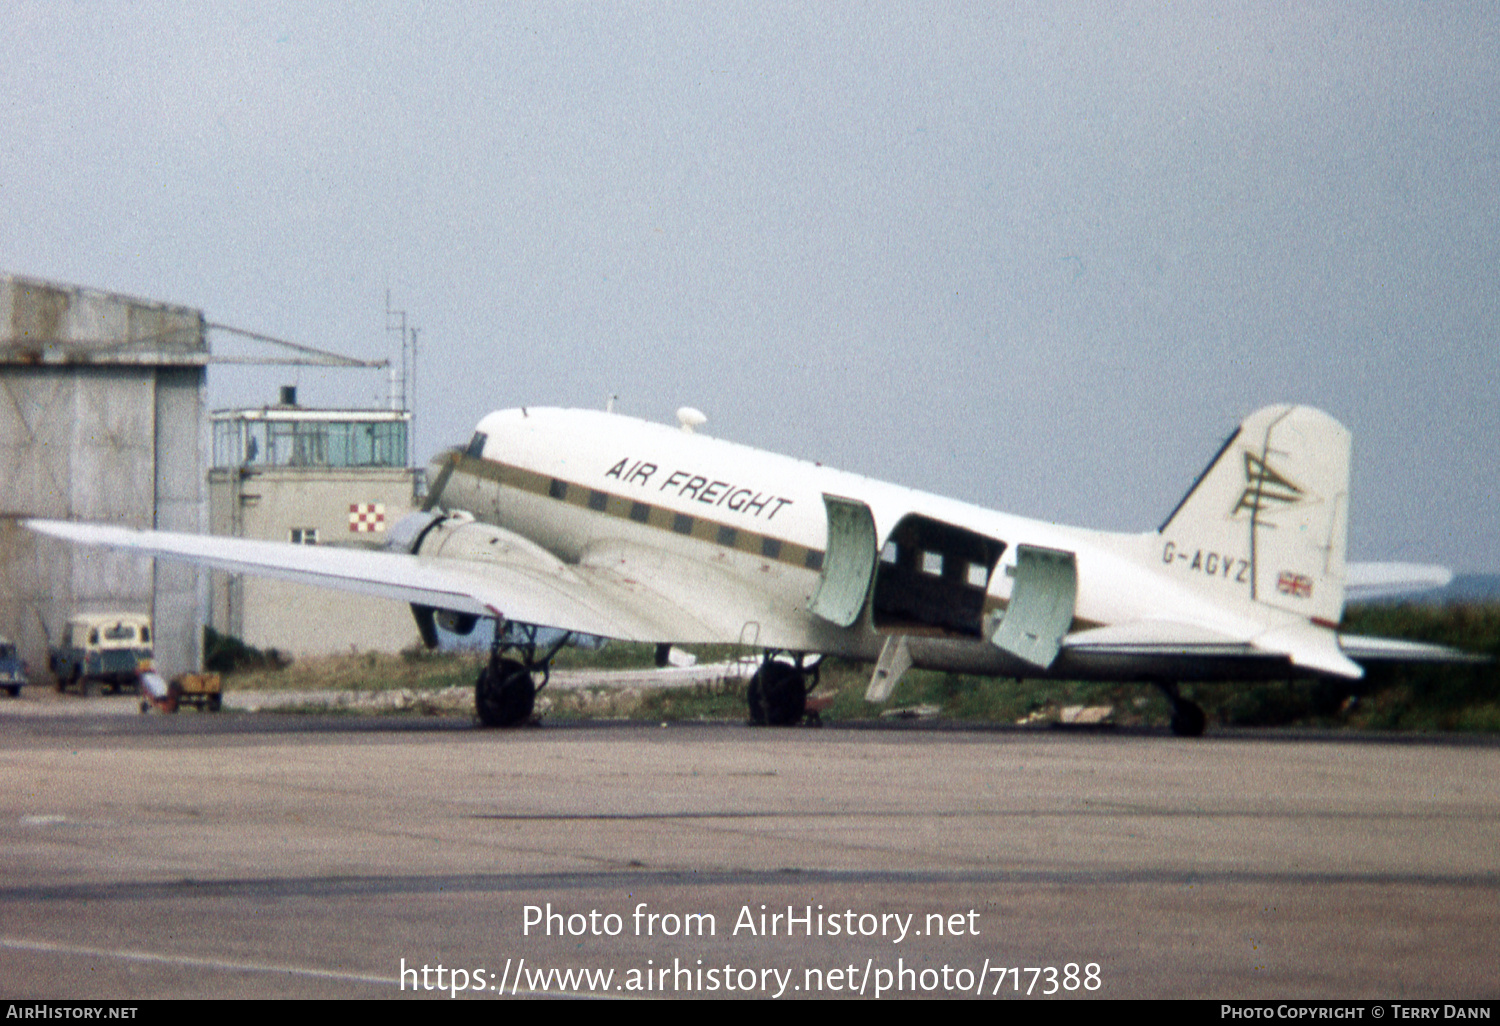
[807,495,878,628]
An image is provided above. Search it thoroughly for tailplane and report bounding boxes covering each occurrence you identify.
[1158,405,1350,625]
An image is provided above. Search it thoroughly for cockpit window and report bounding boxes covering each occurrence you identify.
[465,432,488,459]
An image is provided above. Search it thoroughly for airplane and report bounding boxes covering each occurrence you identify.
[27,403,1471,736]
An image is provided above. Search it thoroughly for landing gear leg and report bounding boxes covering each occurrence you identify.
[747,653,816,726]
[1154,681,1207,737]
[474,621,572,728]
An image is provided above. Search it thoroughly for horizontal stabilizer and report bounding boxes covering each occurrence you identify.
[1345,562,1453,602]
[1338,634,1487,664]
[1063,621,1303,677]
[1065,619,1241,648]
[1252,622,1363,679]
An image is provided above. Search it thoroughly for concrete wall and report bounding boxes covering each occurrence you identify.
[153,366,208,678]
[209,467,421,655]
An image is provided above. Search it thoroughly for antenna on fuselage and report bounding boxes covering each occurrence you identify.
[676,407,707,433]
[606,394,617,413]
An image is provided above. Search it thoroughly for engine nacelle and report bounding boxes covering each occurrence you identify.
[391,510,568,648]
[405,510,563,572]
[388,511,483,648]
[436,609,479,636]
[385,510,447,555]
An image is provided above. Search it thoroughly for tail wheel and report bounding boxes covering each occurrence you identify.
[476,657,536,728]
[1169,700,1207,737]
[1153,679,1207,738]
[747,661,806,726]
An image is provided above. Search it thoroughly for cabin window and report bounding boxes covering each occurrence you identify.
[673,513,694,535]
[717,525,738,547]
[761,537,782,559]
[549,479,568,500]
[630,502,651,523]
[588,490,608,512]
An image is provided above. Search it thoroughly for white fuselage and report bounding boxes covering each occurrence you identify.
[435,408,1287,680]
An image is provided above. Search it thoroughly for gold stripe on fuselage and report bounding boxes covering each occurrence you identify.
[446,451,826,572]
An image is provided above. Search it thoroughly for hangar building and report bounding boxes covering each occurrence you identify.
[0,273,206,678]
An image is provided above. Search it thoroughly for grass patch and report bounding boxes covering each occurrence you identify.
[225,647,485,693]
[215,603,1498,732]
[814,662,1169,728]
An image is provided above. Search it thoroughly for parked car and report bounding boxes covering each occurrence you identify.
[0,637,27,696]
[50,613,154,695]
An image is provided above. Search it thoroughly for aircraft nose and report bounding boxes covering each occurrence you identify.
[422,433,484,513]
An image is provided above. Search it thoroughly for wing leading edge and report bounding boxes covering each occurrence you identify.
[23,519,729,645]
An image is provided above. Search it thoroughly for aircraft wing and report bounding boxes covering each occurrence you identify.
[24,519,753,645]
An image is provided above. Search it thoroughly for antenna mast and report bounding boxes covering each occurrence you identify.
[384,290,418,468]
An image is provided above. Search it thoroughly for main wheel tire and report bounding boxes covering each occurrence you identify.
[475,657,536,728]
[1169,700,1207,737]
[747,661,806,727]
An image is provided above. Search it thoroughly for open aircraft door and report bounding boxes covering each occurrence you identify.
[988,544,1078,669]
[808,495,879,629]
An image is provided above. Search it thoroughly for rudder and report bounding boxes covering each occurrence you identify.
[1158,405,1350,625]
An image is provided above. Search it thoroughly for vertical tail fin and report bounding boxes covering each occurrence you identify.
[1159,405,1350,625]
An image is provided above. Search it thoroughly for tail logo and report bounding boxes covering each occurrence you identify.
[1232,452,1304,517]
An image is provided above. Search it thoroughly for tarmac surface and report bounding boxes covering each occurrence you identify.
[2,700,1498,1000]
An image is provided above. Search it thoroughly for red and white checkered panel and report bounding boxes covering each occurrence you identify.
[349,503,386,533]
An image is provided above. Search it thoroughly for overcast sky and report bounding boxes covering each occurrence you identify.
[3,3,1496,569]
